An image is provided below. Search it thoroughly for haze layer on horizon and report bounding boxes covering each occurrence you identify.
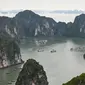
[0,0,85,10]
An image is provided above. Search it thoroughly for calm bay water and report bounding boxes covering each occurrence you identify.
[0,37,85,85]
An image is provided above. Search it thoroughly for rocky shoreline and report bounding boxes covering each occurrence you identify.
[0,59,24,69]
[0,33,24,69]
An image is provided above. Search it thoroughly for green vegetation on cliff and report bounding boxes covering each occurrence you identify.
[63,73,85,85]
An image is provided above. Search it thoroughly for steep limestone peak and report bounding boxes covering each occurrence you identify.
[15,10,40,19]
[74,14,85,24]
[15,59,48,85]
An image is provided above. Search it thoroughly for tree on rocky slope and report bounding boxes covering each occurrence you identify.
[15,59,48,85]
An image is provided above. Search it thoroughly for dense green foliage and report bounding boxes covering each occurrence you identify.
[63,73,85,85]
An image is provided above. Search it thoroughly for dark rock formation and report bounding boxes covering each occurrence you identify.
[0,35,23,68]
[63,73,85,85]
[72,14,85,37]
[0,16,18,38]
[15,59,48,85]
[14,10,57,37]
[65,14,85,38]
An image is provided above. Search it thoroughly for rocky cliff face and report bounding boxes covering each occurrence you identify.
[0,10,58,38]
[73,14,85,37]
[0,10,85,38]
[15,59,48,85]
[14,10,57,37]
[0,16,18,38]
[0,34,23,68]
[0,10,66,38]
[65,14,85,37]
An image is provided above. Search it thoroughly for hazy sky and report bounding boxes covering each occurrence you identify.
[0,0,85,10]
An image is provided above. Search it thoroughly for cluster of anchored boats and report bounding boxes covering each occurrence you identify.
[70,46,85,59]
[37,49,56,53]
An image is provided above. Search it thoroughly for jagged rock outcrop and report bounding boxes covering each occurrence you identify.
[65,14,85,37]
[73,14,85,37]
[14,10,57,37]
[15,59,48,85]
[0,10,57,38]
[0,16,18,38]
[0,34,23,68]
[63,73,85,85]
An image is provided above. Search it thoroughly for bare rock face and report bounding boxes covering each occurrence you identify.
[15,59,48,85]
[0,35,23,68]
[14,10,57,37]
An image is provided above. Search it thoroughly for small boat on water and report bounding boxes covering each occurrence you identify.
[70,47,85,52]
[8,82,12,84]
[70,48,73,51]
[6,72,10,74]
[11,80,15,82]
[37,49,44,52]
[50,49,56,53]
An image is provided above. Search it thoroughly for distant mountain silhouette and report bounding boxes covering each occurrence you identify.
[51,10,84,14]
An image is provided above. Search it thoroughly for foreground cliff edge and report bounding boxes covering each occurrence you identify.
[63,73,85,85]
[15,59,48,85]
[0,34,24,68]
